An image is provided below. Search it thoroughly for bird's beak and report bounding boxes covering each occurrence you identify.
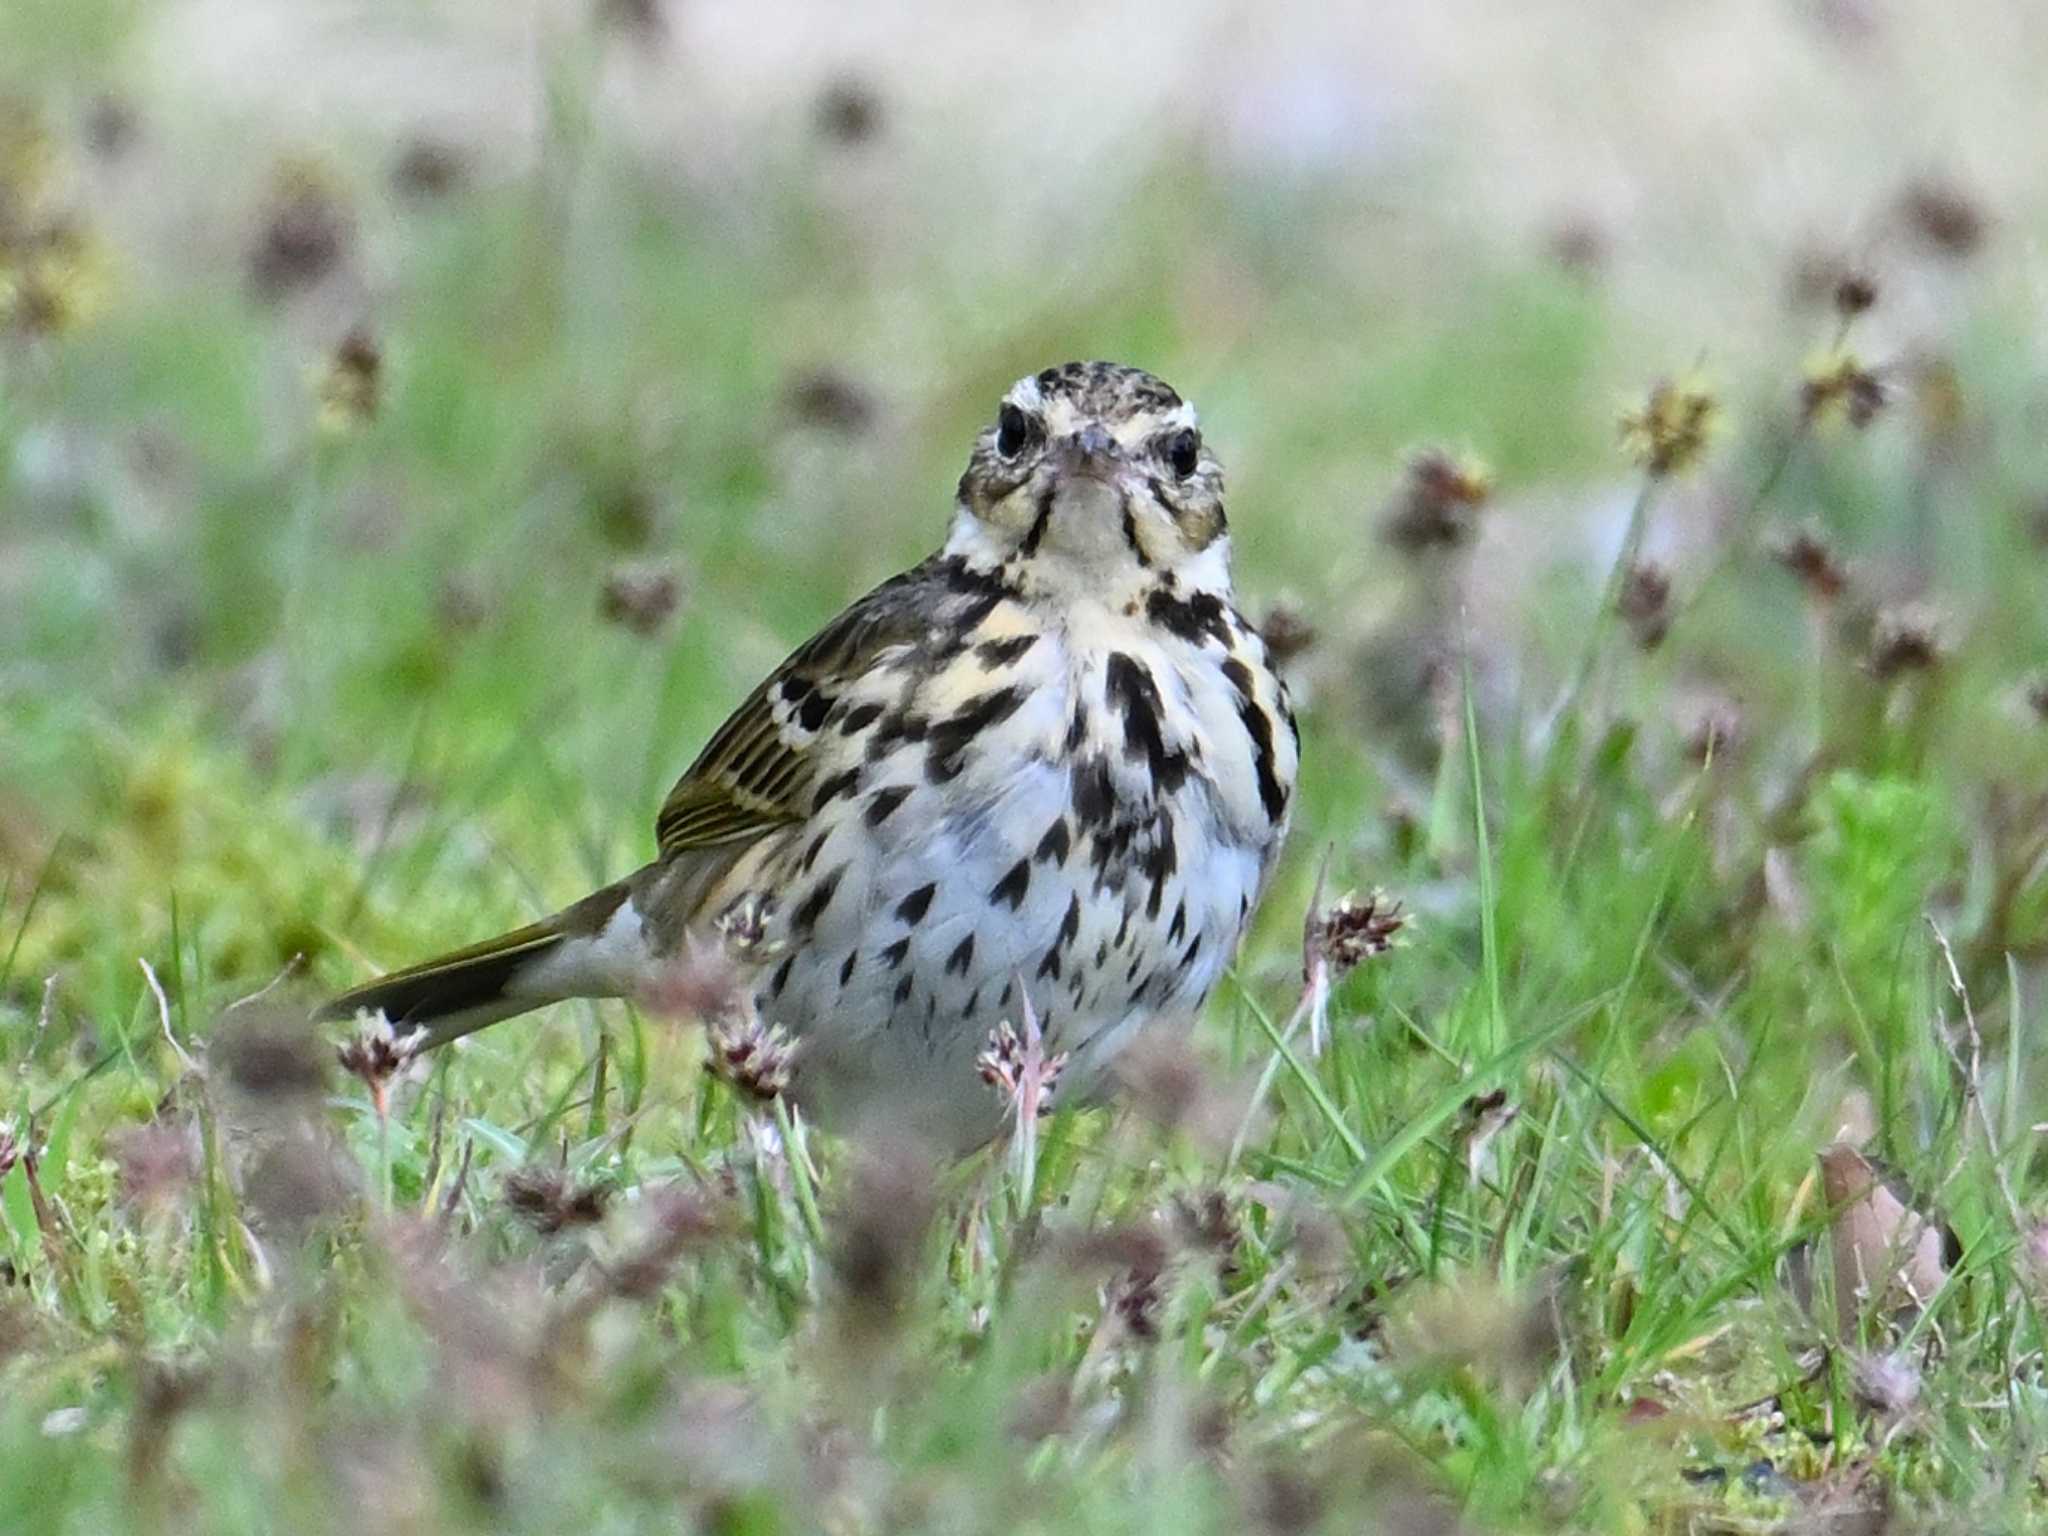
[1051,424,1122,481]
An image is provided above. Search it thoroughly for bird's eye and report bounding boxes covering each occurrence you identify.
[996,404,1035,458]
[1165,428,1201,479]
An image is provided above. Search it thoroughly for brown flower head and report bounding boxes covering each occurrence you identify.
[978,1009,1069,1120]
[335,1011,427,1119]
[599,561,683,636]
[1832,269,1879,318]
[1255,597,1317,667]
[1897,177,1988,260]
[1769,526,1847,601]
[1619,377,1719,478]
[315,326,382,433]
[815,77,884,146]
[249,159,352,298]
[1303,888,1406,989]
[1109,1263,1165,1342]
[1,219,111,337]
[82,95,140,161]
[1545,215,1608,277]
[390,137,468,202]
[1682,698,1744,765]
[1383,448,1493,553]
[597,0,667,44]
[2027,675,2048,725]
[1300,883,1406,1055]
[1617,561,1672,650]
[1458,1088,1520,1184]
[503,1164,611,1235]
[1802,350,1888,429]
[705,1013,797,1104]
[784,367,875,433]
[1866,602,1946,681]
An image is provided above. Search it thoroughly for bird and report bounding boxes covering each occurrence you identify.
[319,361,1299,1152]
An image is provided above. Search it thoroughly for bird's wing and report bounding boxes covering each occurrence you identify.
[653,559,943,859]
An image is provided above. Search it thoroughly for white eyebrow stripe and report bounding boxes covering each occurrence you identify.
[1006,375,1047,412]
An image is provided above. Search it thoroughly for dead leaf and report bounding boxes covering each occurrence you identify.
[1818,1143,1951,1339]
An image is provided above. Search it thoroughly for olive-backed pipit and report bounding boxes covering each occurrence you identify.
[321,362,1299,1151]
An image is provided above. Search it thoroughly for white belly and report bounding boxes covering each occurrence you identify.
[749,622,1276,1152]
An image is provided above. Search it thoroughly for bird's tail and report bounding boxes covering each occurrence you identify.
[316,880,638,1049]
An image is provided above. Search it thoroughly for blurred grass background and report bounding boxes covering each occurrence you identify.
[4,1,2048,1531]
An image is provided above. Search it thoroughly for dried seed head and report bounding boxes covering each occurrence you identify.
[1832,269,1879,318]
[0,219,111,337]
[1682,699,1745,765]
[1109,1264,1164,1341]
[977,1015,1068,1118]
[1383,448,1494,553]
[1769,526,1848,600]
[1545,216,1608,277]
[1173,1190,1244,1286]
[314,326,382,433]
[704,1013,797,1104]
[390,137,468,202]
[815,76,884,146]
[1303,888,1406,989]
[599,560,683,636]
[1866,602,1946,681]
[503,1165,611,1235]
[1618,377,1720,478]
[1802,350,1889,429]
[1897,177,1987,259]
[1458,1088,1520,1184]
[1255,597,1317,667]
[81,94,139,160]
[596,0,667,45]
[1616,561,1672,650]
[784,367,875,433]
[335,1011,427,1119]
[249,159,352,298]
[2026,675,2048,725]
[435,572,491,634]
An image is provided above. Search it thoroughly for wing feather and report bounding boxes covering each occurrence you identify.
[653,557,967,860]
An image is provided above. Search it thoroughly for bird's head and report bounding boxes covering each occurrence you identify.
[949,361,1230,600]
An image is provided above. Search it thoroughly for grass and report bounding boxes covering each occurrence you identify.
[5,22,2048,1532]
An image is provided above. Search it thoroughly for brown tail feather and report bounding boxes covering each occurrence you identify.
[316,917,570,1048]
